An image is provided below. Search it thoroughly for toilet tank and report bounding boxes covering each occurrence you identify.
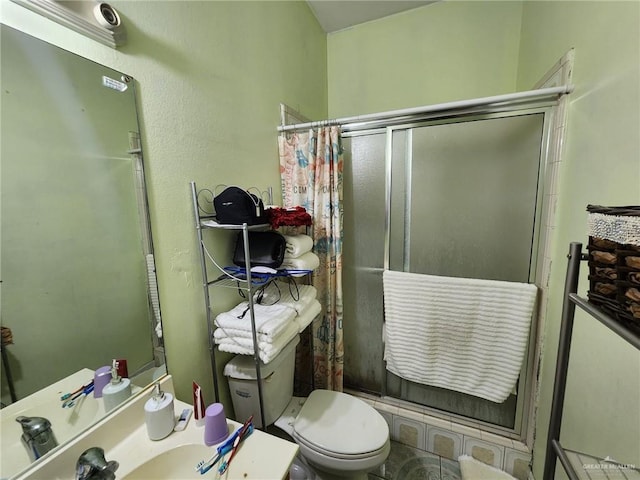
[223,335,299,428]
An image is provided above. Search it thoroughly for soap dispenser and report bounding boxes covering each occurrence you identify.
[102,359,132,412]
[144,382,175,440]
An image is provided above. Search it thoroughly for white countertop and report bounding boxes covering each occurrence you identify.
[12,375,299,480]
[112,397,299,479]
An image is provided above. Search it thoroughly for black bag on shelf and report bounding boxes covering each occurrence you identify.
[233,231,286,269]
[213,186,267,225]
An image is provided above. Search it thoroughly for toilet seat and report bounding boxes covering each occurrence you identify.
[292,390,389,458]
[293,431,388,460]
[295,437,390,479]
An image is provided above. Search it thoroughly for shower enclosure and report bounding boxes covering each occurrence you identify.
[342,107,554,435]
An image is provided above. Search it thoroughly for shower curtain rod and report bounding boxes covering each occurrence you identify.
[277,84,573,133]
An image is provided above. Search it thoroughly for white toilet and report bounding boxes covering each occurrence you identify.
[224,335,390,479]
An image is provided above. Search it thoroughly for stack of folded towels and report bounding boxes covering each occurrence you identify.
[280,234,319,276]
[214,283,321,364]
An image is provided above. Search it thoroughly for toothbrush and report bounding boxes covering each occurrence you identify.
[195,423,253,475]
[195,425,242,473]
[62,382,95,408]
[195,416,254,475]
[217,416,254,475]
[60,380,93,401]
[217,424,254,475]
[62,383,94,408]
[196,450,225,475]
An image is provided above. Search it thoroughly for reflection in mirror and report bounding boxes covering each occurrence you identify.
[0,25,165,478]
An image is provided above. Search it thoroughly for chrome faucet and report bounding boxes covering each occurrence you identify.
[16,416,58,462]
[75,447,119,480]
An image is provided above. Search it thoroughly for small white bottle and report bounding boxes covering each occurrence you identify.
[144,383,175,440]
[102,359,132,412]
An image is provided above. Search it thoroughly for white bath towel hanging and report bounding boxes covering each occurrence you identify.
[382,270,538,403]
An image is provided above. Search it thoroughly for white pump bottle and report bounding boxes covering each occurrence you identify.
[102,359,132,412]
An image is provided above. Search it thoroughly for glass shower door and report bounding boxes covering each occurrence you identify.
[387,113,545,428]
[343,133,387,393]
[398,114,544,281]
[343,110,548,431]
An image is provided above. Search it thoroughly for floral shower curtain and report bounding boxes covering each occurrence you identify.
[278,126,344,391]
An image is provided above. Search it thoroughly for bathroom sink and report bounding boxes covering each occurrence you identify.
[10,376,298,480]
[120,444,213,479]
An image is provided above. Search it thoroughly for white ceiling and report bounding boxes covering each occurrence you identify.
[307,0,436,33]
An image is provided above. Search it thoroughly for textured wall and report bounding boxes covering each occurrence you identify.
[327,1,523,117]
[516,1,640,476]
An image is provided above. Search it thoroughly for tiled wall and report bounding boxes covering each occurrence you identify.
[356,394,532,480]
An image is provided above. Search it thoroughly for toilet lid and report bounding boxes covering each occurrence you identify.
[293,390,388,456]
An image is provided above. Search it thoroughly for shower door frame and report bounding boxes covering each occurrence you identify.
[344,103,557,438]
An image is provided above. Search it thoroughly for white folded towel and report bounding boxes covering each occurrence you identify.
[214,285,320,363]
[283,234,314,258]
[257,283,317,315]
[214,302,297,337]
[383,270,538,404]
[214,299,321,343]
[216,322,299,364]
[280,252,320,275]
[295,299,321,332]
[215,321,298,349]
[214,325,284,344]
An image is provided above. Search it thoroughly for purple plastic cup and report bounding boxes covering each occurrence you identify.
[93,365,112,398]
[204,403,229,446]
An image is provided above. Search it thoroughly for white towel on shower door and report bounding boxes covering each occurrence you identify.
[382,270,538,403]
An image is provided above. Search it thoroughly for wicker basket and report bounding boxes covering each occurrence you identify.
[586,205,640,327]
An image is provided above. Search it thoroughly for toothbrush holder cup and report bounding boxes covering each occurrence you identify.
[204,403,229,446]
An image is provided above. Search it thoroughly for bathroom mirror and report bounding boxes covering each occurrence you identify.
[0,25,165,478]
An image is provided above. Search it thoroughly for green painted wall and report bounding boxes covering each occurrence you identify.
[328,0,639,476]
[516,1,640,476]
[1,0,327,409]
[327,1,524,117]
